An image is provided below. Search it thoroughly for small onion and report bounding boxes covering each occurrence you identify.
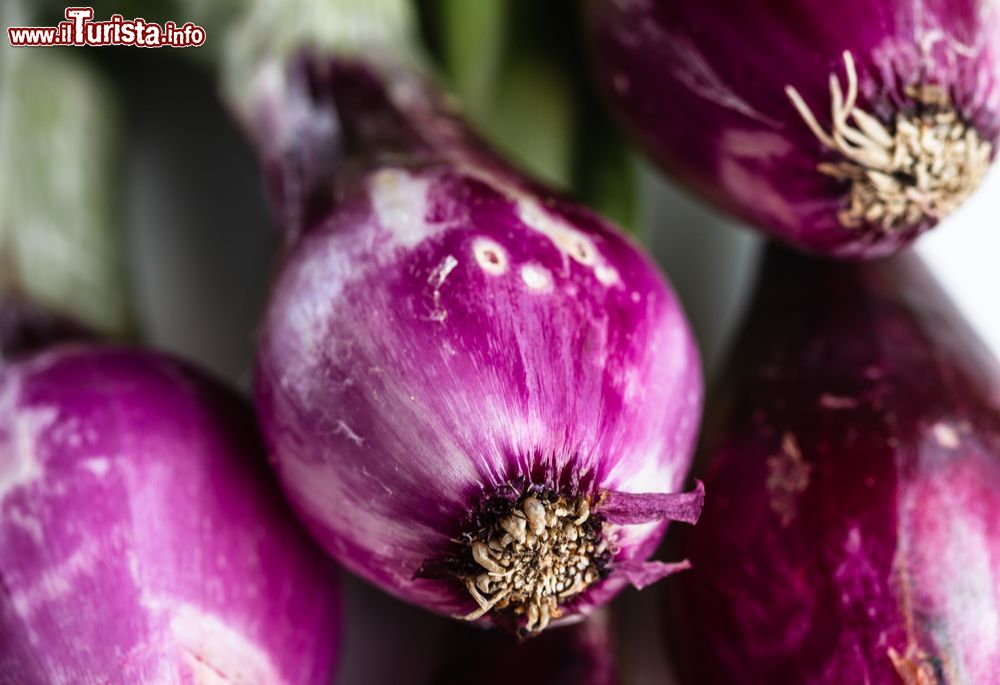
[672,248,1000,683]
[585,0,1000,258]
[0,346,342,684]
[251,56,704,634]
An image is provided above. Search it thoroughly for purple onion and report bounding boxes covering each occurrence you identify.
[249,55,703,634]
[586,0,1000,258]
[429,611,619,685]
[0,346,341,683]
[672,248,1000,683]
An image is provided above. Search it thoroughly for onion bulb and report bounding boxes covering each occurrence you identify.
[249,54,703,635]
[585,0,1000,258]
[673,248,1000,683]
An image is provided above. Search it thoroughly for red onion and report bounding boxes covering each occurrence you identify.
[586,0,1000,258]
[0,346,342,683]
[672,248,1000,683]
[248,54,703,634]
[429,611,619,685]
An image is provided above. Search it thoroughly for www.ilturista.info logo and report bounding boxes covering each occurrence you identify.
[8,7,206,48]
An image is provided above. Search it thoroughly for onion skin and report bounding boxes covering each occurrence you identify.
[586,0,1000,258]
[252,56,703,631]
[0,346,341,684]
[429,612,619,685]
[674,248,1000,683]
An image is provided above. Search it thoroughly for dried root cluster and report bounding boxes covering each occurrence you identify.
[787,51,992,231]
[460,491,609,633]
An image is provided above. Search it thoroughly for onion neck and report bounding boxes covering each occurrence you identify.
[220,0,483,245]
[223,0,418,109]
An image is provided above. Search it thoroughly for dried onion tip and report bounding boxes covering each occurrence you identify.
[455,491,609,633]
[787,51,992,232]
[585,0,1000,258]
[246,54,704,633]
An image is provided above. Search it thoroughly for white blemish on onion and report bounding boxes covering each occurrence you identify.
[520,264,552,292]
[622,368,642,403]
[369,169,434,248]
[595,264,620,286]
[170,604,287,685]
[428,255,458,289]
[127,553,140,583]
[765,433,812,527]
[0,376,58,503]
[933,422,960,449]
[5,507,44,545]
[428,255,458,322]
[517,200,594,263]
[473,238,508,275]
[333,420,364,447]
[514,198,629,286]
[10,539,101,617]
[81,457,110,477]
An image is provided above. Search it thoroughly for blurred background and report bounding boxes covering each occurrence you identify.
[4,0,999,683]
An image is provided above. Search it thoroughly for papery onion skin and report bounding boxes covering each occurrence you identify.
[429,612,620,685]
[0,346,342,684]
[252,56,703,631]
[585,0,1000,258]
[672,248,1000,684]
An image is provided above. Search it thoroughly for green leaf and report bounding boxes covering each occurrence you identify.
[0,42,131,336]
